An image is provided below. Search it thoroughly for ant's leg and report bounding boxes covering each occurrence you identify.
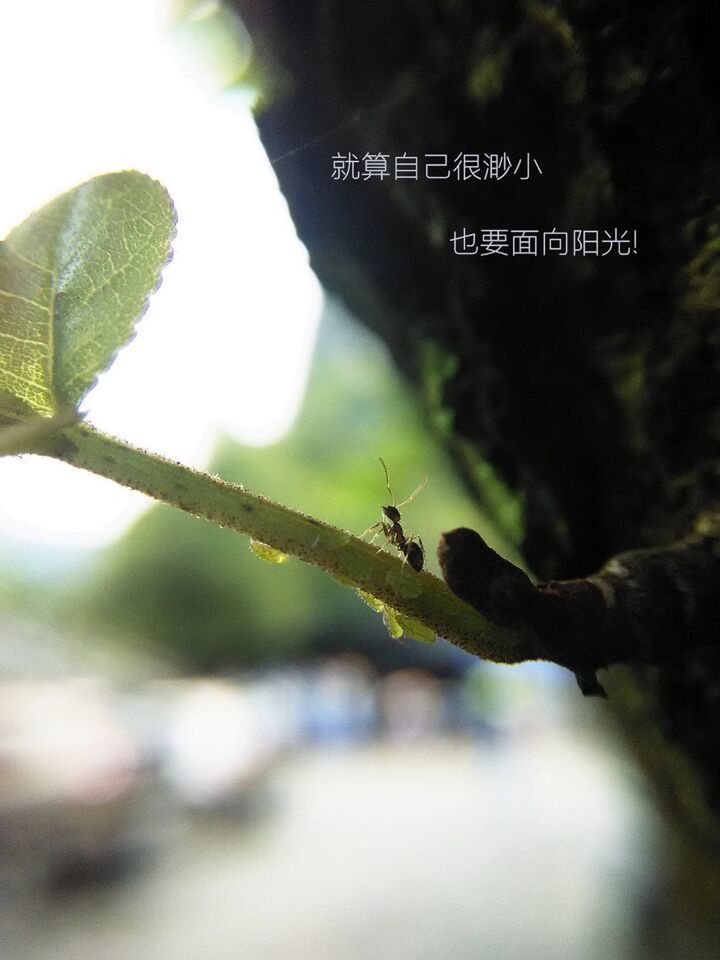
[360,521,383,542]
[374,523,393,554]
[368,528,383,546]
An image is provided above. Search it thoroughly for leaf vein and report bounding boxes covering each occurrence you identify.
[0,289,49,312]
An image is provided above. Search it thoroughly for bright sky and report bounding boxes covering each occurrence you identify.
[0,0,322,548]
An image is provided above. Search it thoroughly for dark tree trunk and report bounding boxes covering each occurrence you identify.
[234,0,720,933]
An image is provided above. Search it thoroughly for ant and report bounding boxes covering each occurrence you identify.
[361,458,426,571]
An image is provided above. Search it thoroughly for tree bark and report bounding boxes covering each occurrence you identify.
[233,0,720,928]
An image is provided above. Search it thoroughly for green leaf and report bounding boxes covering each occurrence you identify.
[382,606,405,640]
[249,540,289,564]
[0,171,176,420]
[356,589,435,642]
[356,588,385,613]
[394,613,436,644]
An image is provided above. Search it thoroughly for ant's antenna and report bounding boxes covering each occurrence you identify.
[379,458,427,509]
[379,457,395,505]
[397,476,427,509]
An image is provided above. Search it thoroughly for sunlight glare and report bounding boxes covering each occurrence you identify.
[0,0,322,547]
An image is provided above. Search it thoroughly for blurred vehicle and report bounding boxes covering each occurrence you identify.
[162,678,287,810]
[377,668,444,743]
[0,678,143,890]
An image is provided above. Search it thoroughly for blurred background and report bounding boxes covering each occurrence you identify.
[0,2,687,958]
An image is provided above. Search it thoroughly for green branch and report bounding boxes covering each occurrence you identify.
[0,171,534,667]
[36,420,535,663]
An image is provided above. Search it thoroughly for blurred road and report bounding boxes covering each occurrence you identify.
[0,731,654,960]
